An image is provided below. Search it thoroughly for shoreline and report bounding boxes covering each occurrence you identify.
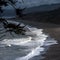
[7,18,60,60]
[43,28,60,60]
[17,19,60,60]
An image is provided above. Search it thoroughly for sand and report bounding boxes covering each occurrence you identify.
[42,28,60,60]
[17,19,60,60]
[8,14,60,60]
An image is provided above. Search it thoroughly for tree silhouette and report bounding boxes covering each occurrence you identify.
[0,0,25,18]
[0,0,26,35]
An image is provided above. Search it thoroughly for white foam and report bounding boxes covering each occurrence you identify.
[0,21,58,60]
[0,36,32,46]
[44,39,58,46]
[15,47,44,60]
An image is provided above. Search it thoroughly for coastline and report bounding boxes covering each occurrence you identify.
[7,13,60,60]
[13,18,60,60]
[43,28,60,60]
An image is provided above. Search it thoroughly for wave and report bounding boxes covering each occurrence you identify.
[0,20,58,60]
[16,46,44,60]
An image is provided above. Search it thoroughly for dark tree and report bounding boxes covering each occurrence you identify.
[0,0,25,18]
[0,0,26,35]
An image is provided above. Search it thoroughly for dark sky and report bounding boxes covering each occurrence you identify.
[17,0,60,8]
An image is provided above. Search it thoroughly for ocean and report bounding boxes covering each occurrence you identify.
[0,20,58,60]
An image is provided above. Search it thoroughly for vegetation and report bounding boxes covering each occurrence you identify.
[0,0,25,17]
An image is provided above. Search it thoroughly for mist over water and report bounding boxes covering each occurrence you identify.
[0,20,58,60]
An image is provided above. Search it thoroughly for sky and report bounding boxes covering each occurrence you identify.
[17,0,60,8]
[0,0,60,18]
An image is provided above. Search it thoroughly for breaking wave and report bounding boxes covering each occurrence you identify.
[0,21,58,60]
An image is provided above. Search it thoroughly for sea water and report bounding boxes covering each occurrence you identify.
[0,21,58,60]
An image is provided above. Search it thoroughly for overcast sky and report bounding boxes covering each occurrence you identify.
[1,0,60,18]
[18,0,60,8]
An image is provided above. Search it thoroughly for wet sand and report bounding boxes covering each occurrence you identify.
[8,16,60,60]
[20,19,60,60]
[43,28,60,60]
[11,18,60,60]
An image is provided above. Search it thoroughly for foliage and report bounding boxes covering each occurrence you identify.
[0,0,25,17]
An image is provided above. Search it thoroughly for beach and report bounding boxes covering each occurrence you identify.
[1,11,60,60]
[0,0,60,60]
[23,21,60,60]
[13,16,60,60]
[0,17,60,60]
[43,28,60,60]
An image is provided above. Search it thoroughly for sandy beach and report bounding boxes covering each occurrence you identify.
[12,17,60,60]
[24,22,60,60]
[7,16,60,60]
[0,0,60,60]
[42,28,60,60]
[7,10,60,60]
